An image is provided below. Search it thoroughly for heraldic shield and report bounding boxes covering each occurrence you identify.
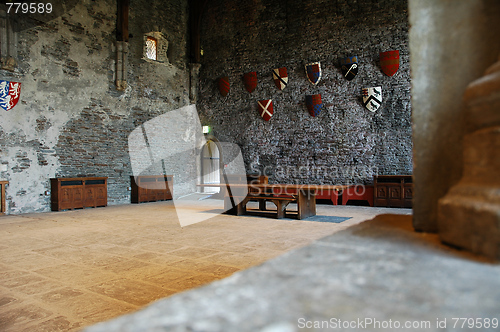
[362,87,382,112]
[0,80,21,111]
[340,56,358,81]
[272,67,288,90]
[306,94,322,117]
[218,77,230,97]
[305,62,322,85]
[243,71,257,93]
[380,50,399,76]
[257,99,273,121]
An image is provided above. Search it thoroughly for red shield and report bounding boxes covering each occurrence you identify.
[257,99,273,121]
[0,80,21,111]
[218,76,230,97]
[380,50,399,76]
[243,71,257,93]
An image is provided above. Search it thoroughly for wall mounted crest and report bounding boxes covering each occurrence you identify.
[272,67,288,90]
[305,62,322,85]
[243,71,257,93]
[0,80,21,111]
[340,56,358,81]
[362,87,382,112]
[380,50,400,76]
[306,94,322,117]
[218,76,230,97]
[257,99,273,121]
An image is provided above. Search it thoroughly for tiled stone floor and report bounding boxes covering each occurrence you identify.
[0,198,411,331]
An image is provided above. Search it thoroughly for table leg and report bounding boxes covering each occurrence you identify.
[297,189,316,219]
[224,194,249,216]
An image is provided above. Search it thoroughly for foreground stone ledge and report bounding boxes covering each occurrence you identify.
[85,215,500,332]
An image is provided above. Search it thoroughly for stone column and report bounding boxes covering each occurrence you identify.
[189,63,201,104]
[438,55,500,260]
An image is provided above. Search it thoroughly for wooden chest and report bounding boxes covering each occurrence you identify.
[374,175,413,208]
[131,175,173,203]
[51,177,107,211]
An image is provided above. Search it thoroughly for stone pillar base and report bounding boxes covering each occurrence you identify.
[438,126,500,260]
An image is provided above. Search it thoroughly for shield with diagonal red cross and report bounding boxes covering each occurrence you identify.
[380,50,400,76]
[0,80,21,111]
[218,76,230,97]
[243,71,257,93]
[306,94,322,117]
[305,62,321,85]
[272,67,288,90]
[257,99,273,121]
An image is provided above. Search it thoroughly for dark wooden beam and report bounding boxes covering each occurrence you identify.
[117,0,129,42]
[189,0,209,63]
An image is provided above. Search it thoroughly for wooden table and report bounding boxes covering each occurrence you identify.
[198,183,348,219]
[0,180,8,215]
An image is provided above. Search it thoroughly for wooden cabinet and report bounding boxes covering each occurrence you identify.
[51,177,107,211]
[0,180,8,215]
[131,175,173,203]
[374,175,413,208]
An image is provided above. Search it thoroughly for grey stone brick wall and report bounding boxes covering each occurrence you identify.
[197,0,412,185]
[0,0,191,214]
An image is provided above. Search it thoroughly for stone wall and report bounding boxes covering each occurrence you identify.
[197,0,411,185]
[0,0,191,214]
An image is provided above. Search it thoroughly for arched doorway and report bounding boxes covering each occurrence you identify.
[201,139,221,193]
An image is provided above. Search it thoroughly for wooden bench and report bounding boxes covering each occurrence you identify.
[200,183,349,220]
[224,174,269,210]
[234,193,297,219]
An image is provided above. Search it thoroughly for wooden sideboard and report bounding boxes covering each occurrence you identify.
[0,180,8,215]
[131,175,173,203]
[51,177,108,211]
[374,175,413,208]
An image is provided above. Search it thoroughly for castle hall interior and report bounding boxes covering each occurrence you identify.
[1,0,500,331]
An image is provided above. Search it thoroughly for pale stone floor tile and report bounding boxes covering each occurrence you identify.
[0,202,392,331]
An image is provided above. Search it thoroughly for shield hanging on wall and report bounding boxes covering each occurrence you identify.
[380,50,400,76]
[306,94,322,117]
[243,71,257,93]
[362,87,382,112]
[0,80,21,111]
[218,76,230,97]
[340,56,358,81]
[257,99,273,121]
[305,62,322,85]
[272,67,288,90]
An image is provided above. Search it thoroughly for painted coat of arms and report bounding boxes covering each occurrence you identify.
[340,56,358,81]
[306,94,322,117]
[305,62,322,85]
[243,71,257,93]
[272,67,288,90]
[218,76,230,97]
[0,80,21,111]
[257,99,273,121]
[362,87,382,112]
[380,50,400,76]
